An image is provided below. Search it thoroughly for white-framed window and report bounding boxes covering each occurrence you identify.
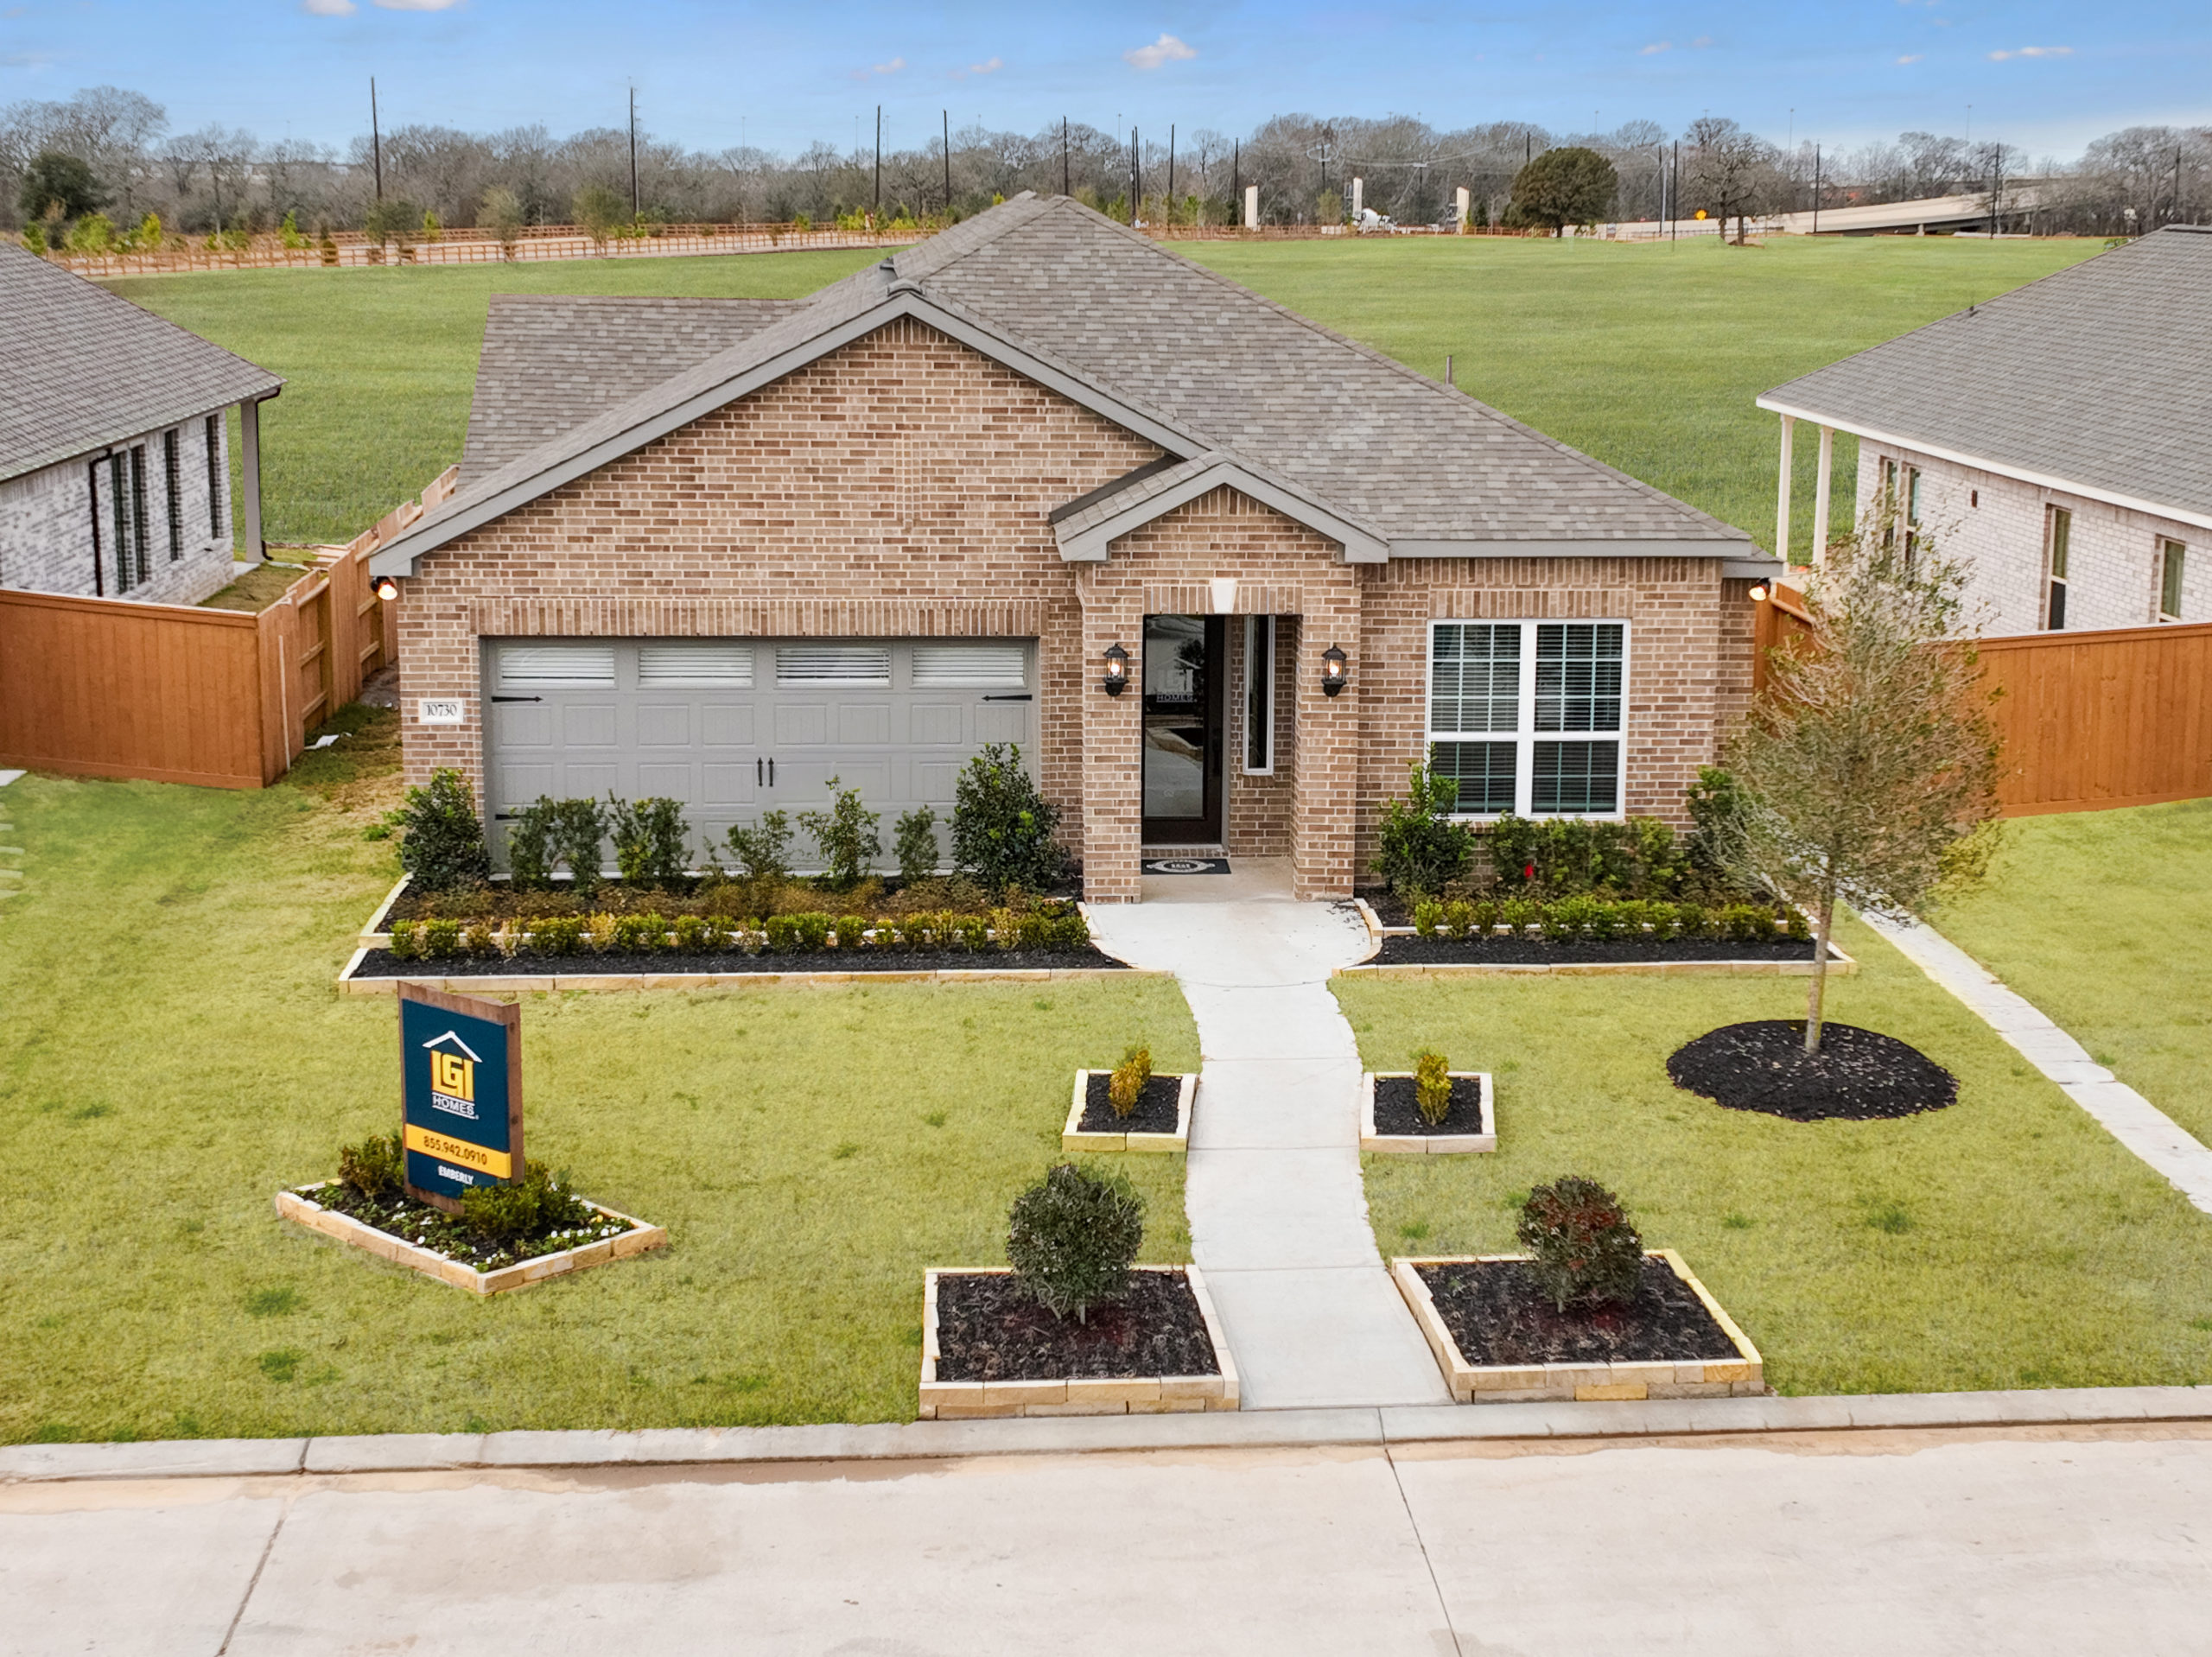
[1427,619,1627,818]
[1880,457,1922,563]
[1243,614,1274,774]
[2158,538,2186,623]
[2044,505,2071,631]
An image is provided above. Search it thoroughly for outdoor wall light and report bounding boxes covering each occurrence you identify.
[373,576,400,602]
[1102,642,1130,697]
[1748,582,1770,602]
[1320,644,1349,697]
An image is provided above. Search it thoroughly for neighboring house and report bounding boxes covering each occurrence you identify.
[372,194,1777,901]
[0,242,281,606]
[1758,225,2209,635]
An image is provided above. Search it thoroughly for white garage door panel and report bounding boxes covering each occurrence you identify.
[483,637,1033,873]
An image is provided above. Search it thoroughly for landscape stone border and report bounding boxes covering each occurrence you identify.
[336,955,1168,994]
[1062,1070,1196,1152]
[1390,1249,1764,1404]
[918,1265,1239,1419]
[1360,1071,1495,1153]
[275,1182,666,1295]
[357,872,413,943]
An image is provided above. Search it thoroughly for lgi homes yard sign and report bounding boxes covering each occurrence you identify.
[397,983,522,1212]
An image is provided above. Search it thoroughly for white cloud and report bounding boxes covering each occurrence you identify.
[959,56,1003,77]
[1896,53,1923,64]
[1638,41,1670,55]
[850,55,905,79]
[373,0,461,9]
[1124,34,1196,71]
[1989,45,2071,60]
[302,0,356,12]
[1691,35,1713,47]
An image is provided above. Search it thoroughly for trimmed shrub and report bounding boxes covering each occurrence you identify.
[607,796,690,887]
[952,744,1066,896]
[798,777,882,890]
[1441,899,1477,940]
[1720,903,1778,943]
[894,805,940,886]
[1585,898,1627,940]
[1375,757,1472,898]
[586,912,618,953]
[462,921,501,959]
[528,917,586,956]
[611,913,668,955]
[1783,905,1813,942]
[671,914,714,953]
[389,768,490,891]
[1516,1176,1643,1312]
[1500,896,1541,933]
[421,919,463,960]
[1109,1044,1153,1118]
[337,1130,404,1200]
[460,1161,595,1245]
[1006,1163,1146,1323]
[1469,898,1502,935]
[833,914,870,949]
[949,913,992,952]
[1686,765,1751,880]
[1414,1049,1452,1127]
[388,918,422,960]
[727,810,794,882]
[1412,899,1446,938]
[1051,908,1091,949]
[507,798,556,890]
[524,797,607,897]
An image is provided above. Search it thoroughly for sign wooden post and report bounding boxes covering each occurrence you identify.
[397,983,522,1216]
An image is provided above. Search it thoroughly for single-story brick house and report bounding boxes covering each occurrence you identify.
[1758,224,2209,634]
[372,194,1777,901]
[0,241,281,605]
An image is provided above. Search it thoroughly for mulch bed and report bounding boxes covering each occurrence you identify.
[933,1270,1219,1382]
[1373,934,1810,966]
[1372,1075,1485,1136]
[1668,1019,1958,1121]
[353,943,1128,978]
[390,877,1084,924]
[1418,1256,1740,1368]
[305,1183,638,1272]
[1077,1072,1184,1134]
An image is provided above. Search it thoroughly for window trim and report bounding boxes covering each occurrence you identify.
[1242,614,1274,775]
[1425,618,1630,821]
[163,428,183,562]
[206,415,225,539]
[2044,505,2070,631]
[2158,537,2186,624]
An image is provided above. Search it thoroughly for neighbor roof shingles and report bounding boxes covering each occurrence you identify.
[1764,226,2212,522]
[0,241,282,485]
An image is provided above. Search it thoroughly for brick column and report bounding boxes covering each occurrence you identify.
[1289,569,1363,899]
[1077,570,1143,902]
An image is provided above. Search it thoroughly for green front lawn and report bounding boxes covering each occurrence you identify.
[1932,800,2212,1150]
[0,765,1194,1444]
[1338,917,2212,1397]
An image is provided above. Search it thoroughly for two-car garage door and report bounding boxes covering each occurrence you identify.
[483,637,1036,870]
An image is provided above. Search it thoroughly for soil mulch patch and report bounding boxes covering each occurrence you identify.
[1668,1019,1958,1121]
[353,944,1127,978]
[1372,1075,1484,1136]
[1077,1072,1184,1134]
[1373,933,1808,966]
[934,1270,1219,1383]
[1418,1256,1739,1368]
[305,1183,638,1272]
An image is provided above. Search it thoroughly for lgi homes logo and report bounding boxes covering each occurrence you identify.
[398,986,521,1208]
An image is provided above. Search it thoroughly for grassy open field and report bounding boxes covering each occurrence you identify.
[1338,917,2212,1398]
[107,232,2103,549]
[1932,800,2212,1150]
[0,752,1197,1444]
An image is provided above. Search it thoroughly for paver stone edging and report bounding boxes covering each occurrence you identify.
[1062,1070,1196,1152]
[1361,1071,1495,1153]
[338,958,1166,994]
[919,1265,1239,1419]
[275,1183,667,1295]
[1392,1250,1764,1403]
[357,871,412,943]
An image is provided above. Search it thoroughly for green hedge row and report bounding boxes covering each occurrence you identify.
[1409,895,1811,943]
[385,907,1091,962]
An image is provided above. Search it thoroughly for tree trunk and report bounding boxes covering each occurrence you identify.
[1803,896,1836,1053]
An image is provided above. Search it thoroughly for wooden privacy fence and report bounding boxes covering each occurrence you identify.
[0,466,455,790]
[1753,583,2212,816]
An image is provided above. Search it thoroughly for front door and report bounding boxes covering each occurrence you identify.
[1141,614,1224,845]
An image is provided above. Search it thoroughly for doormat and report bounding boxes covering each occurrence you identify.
[1142,857,1231,876]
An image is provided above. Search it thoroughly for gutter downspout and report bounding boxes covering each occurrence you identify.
[238,393,274,563]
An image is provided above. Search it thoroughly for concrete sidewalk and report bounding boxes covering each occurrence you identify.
[1086,879,1448,1410]
[10,1416,2212,1655]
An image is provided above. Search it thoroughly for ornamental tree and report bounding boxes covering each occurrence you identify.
[1722,524,2002,1052]
[1504,146,1618,234]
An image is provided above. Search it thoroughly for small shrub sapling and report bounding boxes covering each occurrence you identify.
[797,777,881,890]
[726,810,794,882]
[1413,1049,1452,1127]
[337,1131,404,1201]
[1374,755,1472,898]
[388,768,490,891]
[951,744,1066,896]
[1516,1176,1643,1313]
[1006,1163,1146,1324]
[607,795,690,887]
[1109,1044,1154,1119]
[460,1161,594,1245]
[893,806,940,886]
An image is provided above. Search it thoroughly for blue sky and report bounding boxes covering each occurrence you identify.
[3,2,2205,159]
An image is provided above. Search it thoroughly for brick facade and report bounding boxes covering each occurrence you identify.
[398,318,1751,901]
[1854,446,2204,634]
[0,418,235,606]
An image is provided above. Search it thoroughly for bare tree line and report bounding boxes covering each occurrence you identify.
[4,84,2205,241]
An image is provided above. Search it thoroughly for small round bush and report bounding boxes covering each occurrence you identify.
[391,767,491,892]
[1516,1175,1643,1312]
[1006,1163,1145,1323]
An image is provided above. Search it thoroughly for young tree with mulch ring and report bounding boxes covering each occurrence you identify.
[1724,523,2001,1052]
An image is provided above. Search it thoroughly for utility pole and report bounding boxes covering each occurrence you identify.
[1167,124,1175,220]
[874,106,881,212]
[628,87,639,218]
[370,77,383,201]
[1231,140,1238,213]
[1813,143,1821,233]
[1062,117,1069,196]
[942,109,950,217]
[1670,142,1678,241]
[1131,126,1139,224]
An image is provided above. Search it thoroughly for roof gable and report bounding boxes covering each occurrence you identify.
[0,242,282,483]
[1761,227,2212,528]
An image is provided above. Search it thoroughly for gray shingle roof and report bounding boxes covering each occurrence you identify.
[463,294,805,480]
[1763,226,2212,524]
[386,195,1751,568]
[0,241,282,485]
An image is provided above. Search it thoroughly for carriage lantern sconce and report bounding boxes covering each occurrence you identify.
[1102,642,1130,697]
[1748,582,1770,602]
[373,576,400,602]
[1320,644,1349,697]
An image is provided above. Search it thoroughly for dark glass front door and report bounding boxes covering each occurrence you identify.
[1141,614,1224,845]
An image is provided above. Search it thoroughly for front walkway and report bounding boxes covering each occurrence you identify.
[1088,867,1449,1410]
